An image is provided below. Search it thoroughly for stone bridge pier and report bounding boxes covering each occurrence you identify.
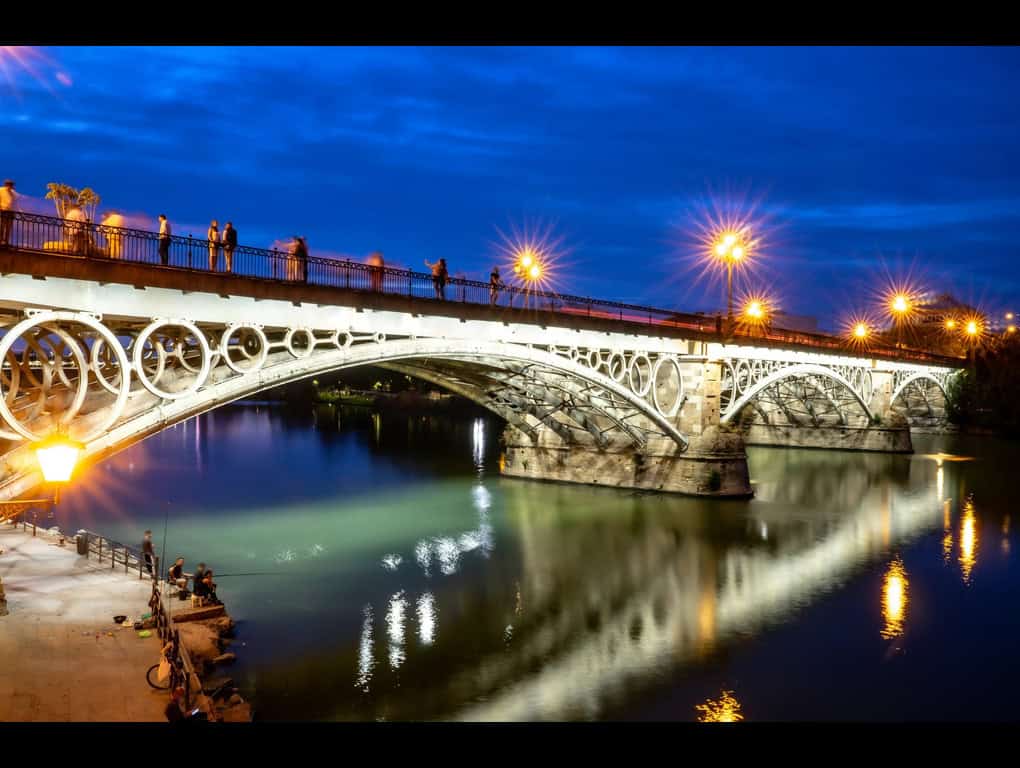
[501,358,752,497]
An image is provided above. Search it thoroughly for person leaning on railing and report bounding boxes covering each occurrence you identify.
[222,222,237,273]
[0,179,19,247]
[207,220,220,271]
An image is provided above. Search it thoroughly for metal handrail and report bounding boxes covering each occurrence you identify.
[0,209,963,367]
[148,584,198,709]
[76,528,158,581]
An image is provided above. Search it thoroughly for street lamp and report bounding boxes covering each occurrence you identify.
[713,231,748,329]
[889,292,912,348]
[514,247,545,309]
[0,432,83,520]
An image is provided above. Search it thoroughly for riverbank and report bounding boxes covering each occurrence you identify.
[0,523,166,721]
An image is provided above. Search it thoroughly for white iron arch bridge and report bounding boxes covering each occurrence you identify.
[0,227,964,498]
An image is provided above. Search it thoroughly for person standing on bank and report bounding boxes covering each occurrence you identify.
[142,530,154,575]
[158,214,171,265]
[0,179,18,247]
[222,222,237,273]
[207,220,220,271]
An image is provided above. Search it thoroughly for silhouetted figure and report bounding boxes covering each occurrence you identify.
[295,236,309,283]
[367,251,384,292]
[0,179,18,246]
[490,266,503,306]
[158,214,171,265]
[222,222,237,273]
[425,258,448,300]
[142,530,154,575]
[207,221,220,271]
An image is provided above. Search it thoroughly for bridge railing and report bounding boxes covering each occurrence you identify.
[0,210,961,366]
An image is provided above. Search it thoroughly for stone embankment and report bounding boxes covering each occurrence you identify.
[169,602,252,722]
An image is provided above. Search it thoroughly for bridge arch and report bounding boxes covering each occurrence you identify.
[0,313,693,500]
[720,363,875,425]
[890,372,950,407]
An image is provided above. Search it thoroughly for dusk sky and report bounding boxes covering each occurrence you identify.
[3,46,1018,327]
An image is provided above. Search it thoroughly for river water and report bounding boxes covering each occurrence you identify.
[49,402,1020,721]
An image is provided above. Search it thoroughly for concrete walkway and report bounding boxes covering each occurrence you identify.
[0,523,167,721]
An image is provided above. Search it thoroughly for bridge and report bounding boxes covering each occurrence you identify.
[0,211,962,499]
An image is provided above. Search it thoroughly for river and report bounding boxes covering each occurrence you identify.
[49,402,1020,721]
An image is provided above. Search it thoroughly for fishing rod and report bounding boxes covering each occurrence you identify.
[212,572,280,577]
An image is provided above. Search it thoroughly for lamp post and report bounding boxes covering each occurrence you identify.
[713,232,747,335]
[0,432,84,524]
[890,293,910,348]
[514,248,544,310]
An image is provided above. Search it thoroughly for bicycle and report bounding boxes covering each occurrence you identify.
[146,642,174,690]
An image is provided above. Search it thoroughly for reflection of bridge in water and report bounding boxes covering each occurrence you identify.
[343,449,946,721]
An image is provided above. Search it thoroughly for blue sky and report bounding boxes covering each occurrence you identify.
[3,46,1018,326]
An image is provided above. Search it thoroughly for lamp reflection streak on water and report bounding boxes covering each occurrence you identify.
[695,690,744,722]
[417,593,436,646]
[943,499,953,564]
[355,605,374,692]
[472,418,485,472]
[387,591,408,670]
[960,497,978,584]
[881,556,908,640]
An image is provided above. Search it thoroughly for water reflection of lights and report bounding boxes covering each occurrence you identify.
[696,690,744,722]
[960,497,978,584]
[386,592,408,670]
[372,412,381,445]
[356,605,375,692]
[936,465,944,500]
[417,593,436,646]
[881,557,909,640]
[472,418,485,471]
[943,499,953,564]
[1003,515,1011,556]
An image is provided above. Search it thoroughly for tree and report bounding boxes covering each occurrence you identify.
[45,182,78,219]
[77,187,101,223]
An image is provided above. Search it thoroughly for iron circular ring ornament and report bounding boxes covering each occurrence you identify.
[373,332,386,344]
[607,352,628,382]
[220,324,269,374]
[91,335,128,395]
[586,349,600,369]
[651,355,685,418]
[0,311,132,443]
[285,328,315,359]
[334,331,353,350]
[734,360,752,395]
[130,334,167,389]
[628,353,653,397]
[860,369,873,402]
[132,319,212,401]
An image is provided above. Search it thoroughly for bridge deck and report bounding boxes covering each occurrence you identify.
[0,248,960,368]
[0,209,961,367]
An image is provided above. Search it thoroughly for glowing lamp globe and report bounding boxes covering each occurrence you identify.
[966,320,979,337]
[528,263,541,280]
[854,323,868,339]
[892,295,909,314]
[33,434,84,484]
[746,301,763,319]
[945,318,956,330]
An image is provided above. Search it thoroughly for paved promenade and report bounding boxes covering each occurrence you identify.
[0,524,167,721]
